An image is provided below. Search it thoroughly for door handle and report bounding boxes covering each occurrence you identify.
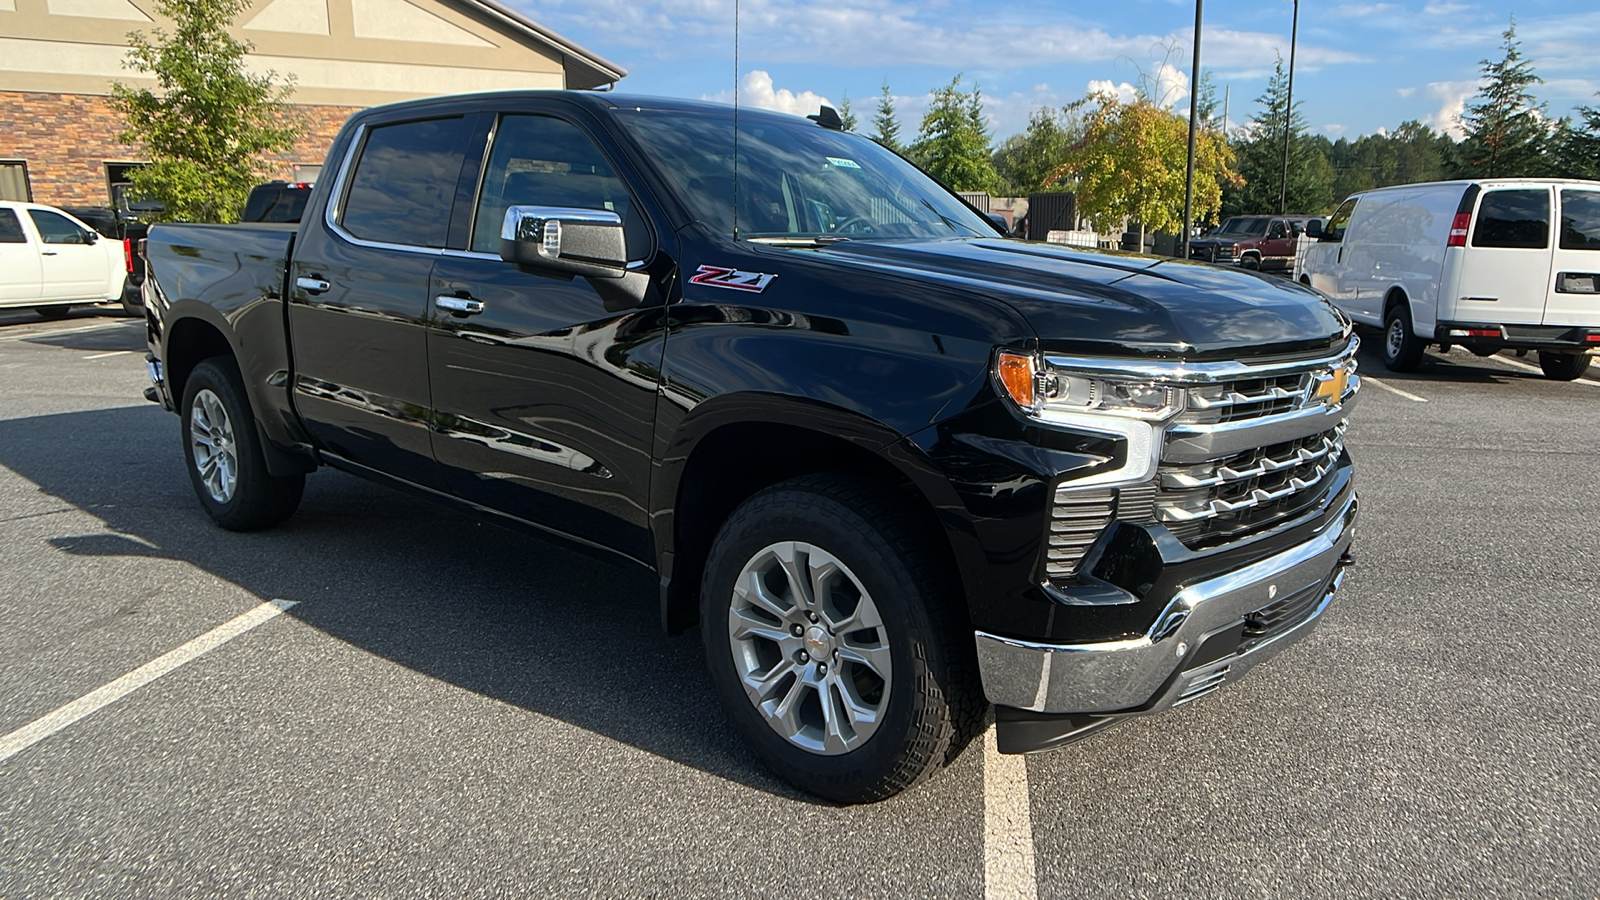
[1337,247,1344,265]
[42,251,58,256]
[435,294,484,315]
[296,276,331,295]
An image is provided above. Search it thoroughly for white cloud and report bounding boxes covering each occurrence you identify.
[1420,79,1480,138]
[705,70,833,117]
[1150,62,1189,110]
[1397,87,1416,98]
[1321,123,1347,137]
[1421,2,1470,14]
[1086,79,1138,105]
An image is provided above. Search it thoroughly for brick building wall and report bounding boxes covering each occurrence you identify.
[0,91,361,208]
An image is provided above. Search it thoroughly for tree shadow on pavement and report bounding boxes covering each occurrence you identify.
[6,404,815,803]
[18,320,146,353]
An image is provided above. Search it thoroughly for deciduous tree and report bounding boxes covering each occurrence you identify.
[110,0,301,223]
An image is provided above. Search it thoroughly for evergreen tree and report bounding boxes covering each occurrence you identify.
[907,75,999,192]
[1552,102,1600,179]
[838,92,858,133]
[871,81,902,152]
[1454,22,1550,178]
[109,0,301,222]
[1222,54,1333,216]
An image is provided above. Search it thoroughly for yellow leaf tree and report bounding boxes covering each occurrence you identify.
[1048,93,1239,250]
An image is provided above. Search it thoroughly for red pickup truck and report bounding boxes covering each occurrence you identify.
[1189,215,1324,272]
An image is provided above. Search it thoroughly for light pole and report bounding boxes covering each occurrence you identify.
[1181,0,1203,260]
[1279,0,1299,215]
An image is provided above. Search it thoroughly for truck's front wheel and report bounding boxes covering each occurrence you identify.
[1383,303,1425,372]
[1538,352,1592,381]
[181,358,304,530]
[700,475,983,803]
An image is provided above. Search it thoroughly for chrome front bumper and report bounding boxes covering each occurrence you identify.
[975,491,1356,715]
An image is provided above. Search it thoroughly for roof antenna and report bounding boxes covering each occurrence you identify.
[732,0,740,241]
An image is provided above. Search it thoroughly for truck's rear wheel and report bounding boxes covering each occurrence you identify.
[1383,303,1425,372]
[700,475,983,803]
[1538,351,1592,381]
[181,358,304,530]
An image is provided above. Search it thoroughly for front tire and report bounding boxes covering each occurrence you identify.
[1383,302,1425,372]
[700,475,984,803]
[180,357,304,530]
[1538,351,1592,381]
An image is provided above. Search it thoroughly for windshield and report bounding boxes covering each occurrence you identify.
[1213,216,1270,237]
[617,108,994,241]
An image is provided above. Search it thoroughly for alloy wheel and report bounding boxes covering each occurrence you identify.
[190,388,238,504]
[727,541,892,755]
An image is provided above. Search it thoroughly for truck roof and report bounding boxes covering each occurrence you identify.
[1349,177,1600,199]
[347,90,829,126]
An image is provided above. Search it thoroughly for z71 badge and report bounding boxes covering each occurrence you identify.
[689,265,778,293]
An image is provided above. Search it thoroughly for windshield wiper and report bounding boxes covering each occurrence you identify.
[747,235,854,247]
[920,198,982,237]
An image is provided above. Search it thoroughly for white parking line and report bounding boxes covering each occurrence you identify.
[83,350,134,360]
[1361,376,1428,402]
[0,599,297,764]
[983,725,1038,900]
[0,321,137,342]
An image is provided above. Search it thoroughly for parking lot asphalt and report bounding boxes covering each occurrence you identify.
[0,306,1596,898]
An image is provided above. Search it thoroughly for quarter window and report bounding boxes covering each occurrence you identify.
[0,209,25,243]
[28,209,89,244]
[1472,189,1549,249]
[340,117,469,248]
[470,114,647,256]
[1559,190,1600,250]
[1321,199,1356,243]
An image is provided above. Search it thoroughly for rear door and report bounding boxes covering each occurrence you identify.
[287,112,482,490]
[425,106,668,561]
[1546,187,1600,326]
[0,208,41,303]
[1455,186,1553,326]
[28,208,107,300]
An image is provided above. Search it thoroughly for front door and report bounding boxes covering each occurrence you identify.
[28,208,105,301]
[1305,198,1360,319]
[427,110,668,561]
[1546,187,1600,326]
[1455,186,1553,327]
[287,113,481,491]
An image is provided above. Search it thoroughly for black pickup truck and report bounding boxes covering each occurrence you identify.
[141,91,1360,803]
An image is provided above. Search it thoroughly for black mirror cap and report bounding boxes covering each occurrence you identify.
[984,212,1010,235]
[497,205,628,279]
[1305,219,1323,238]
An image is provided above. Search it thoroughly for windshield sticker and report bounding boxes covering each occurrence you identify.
[690,265,778,293]
[825,157,861,169]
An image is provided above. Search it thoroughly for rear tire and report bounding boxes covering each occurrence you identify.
[180,357,304,530]
[1383,302,1425,372]
[700,474,984,803]
[1538,352,1592,381]
[1242,255,1261,271]
[35,306,70,320]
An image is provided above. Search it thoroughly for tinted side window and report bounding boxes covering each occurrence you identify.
[1559,190,1600,250]
[1322,199,1356,243]
[470,114,647,256]
[29,209,88,244]
[340,117,468,248]
[0,209,25,243]
[1473,189,1549,249]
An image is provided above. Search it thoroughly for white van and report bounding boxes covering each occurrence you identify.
[1300,179,1600,380]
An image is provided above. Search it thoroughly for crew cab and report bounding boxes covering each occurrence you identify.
[141,92,1360,803]
[1190,215,1323,271]
[0,201,128,319]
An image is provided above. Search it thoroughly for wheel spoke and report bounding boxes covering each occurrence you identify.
[767,674,810,737]
[820,681,851,752]
[838,642,891,681]
[835,677,882,727]
[772,543,815,609]
[729,606,791,645]
[734,567,792,621]
[741,658,795,704]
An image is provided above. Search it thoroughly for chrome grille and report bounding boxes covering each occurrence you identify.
[1180,373,1307,424]
[1156,424,1345,546]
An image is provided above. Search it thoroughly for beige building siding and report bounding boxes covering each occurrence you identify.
[0,0,621,205]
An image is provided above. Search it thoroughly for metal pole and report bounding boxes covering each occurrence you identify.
[1182,0,1203,260]
[1279,0,1298,215]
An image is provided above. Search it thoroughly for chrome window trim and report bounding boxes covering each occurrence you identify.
[323,121,446,258]
[1043,336,1358,385]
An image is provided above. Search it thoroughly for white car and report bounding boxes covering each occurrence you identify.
[1300,178,1600,380]
[0,201,129,320]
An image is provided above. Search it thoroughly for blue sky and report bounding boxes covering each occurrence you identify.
[518,0,1600,142]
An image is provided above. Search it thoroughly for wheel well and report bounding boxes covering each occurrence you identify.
[165,317,233,403]
[1383,287,1409,320]
[664,422,956,634]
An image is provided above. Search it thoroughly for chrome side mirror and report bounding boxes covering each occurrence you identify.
[499,205,627,279]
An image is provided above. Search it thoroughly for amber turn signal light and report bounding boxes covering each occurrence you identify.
[996,351,1036,409]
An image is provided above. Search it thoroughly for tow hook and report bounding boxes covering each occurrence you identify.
[1337,549,1357,568]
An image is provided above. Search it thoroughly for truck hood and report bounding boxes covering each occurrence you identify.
[817,238,1346,358]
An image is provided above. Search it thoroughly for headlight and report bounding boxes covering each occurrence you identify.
[995,351,1183,421]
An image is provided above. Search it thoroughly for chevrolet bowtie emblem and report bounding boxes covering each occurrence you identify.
[1312,368,1349,406]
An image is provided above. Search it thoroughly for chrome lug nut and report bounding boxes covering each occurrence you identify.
[806,611,820,624]
[796,650,810,664]
[817,663,827,675]
[791,624,804,637]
